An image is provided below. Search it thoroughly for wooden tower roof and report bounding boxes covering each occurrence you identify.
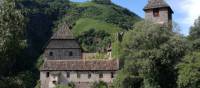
[45,24,80,49]
[143,0,173,13]
[51,25,74,40]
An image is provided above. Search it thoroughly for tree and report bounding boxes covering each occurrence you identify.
[177,52,200,88]
[0,0,26,76]
[113,21,188,88]
[188,16,200,51]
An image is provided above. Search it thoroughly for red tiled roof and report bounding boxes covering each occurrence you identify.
[40,60,119,71]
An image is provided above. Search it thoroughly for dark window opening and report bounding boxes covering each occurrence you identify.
[46,72,50,78]
[153,9,159,17]
[52,80,57,84]
[88,73,91,79]
[49,52,53,56]
[111,72,114,78]
[69,51,73,56]
[67,72,70,78]
[99,73,103,78]
[77,73,81,78]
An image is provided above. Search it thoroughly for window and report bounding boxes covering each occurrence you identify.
[46,72,50,78]
[77,73,81,78]
[88,73,91,79]
[153,9,159,17]
[49,52,53,56]
[99,73,103,78]
[67,72,70,78]
[111,72,114,78]
[69,51,73,56]
[52,80,57,84]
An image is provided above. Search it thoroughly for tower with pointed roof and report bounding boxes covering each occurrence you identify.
[44,24,82,60]
[144,0,173,29]
[40,24,119,88]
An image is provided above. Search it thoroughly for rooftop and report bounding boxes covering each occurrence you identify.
[144,0,173,12]
[51,24,74,40]
[40,60,119,71]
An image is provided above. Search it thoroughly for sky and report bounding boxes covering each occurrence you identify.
[71,0,200,35]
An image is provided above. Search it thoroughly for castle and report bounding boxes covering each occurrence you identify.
[40,0,173,88]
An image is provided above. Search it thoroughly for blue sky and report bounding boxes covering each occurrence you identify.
[71,0,200,35]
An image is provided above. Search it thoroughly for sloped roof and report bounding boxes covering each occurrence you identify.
[40,60,119,71]
[144,0,173,12]
[46,40,80,49]
[51,25,74,39]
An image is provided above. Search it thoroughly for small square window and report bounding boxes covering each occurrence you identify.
[77,73,81,78]
[46,72,50,78]
[52,80,57,84]
[49,52,53,56]
[111,72,114,78]
[67,72,70,78]
[88,73,91,79]
[69,51,73,56]
[99,73,103,78]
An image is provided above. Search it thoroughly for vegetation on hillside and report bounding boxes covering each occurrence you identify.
[1,0,200,88]
[0,0,140,87]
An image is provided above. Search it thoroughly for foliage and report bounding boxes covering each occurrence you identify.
[113,21,188,88]
[188,16,200,51]
[177,52,200,88]
[0,0,141,87]
[91,81,108,88]
[0,0,26,76]
[56,82,75,88]
[91,0,111,4]
[77,29,111,52]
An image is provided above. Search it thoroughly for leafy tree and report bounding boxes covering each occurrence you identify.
[0,0,26,76]
[188,16,200,51]
[113,21,188,88]
[177,52,200,88]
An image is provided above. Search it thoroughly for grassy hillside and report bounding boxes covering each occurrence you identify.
[0,1,141,87]
[73,18,123,36]
[56,1,141,52]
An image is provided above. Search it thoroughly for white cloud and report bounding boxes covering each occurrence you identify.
[168,0,200,25]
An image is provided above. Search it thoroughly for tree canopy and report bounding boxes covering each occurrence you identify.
[113,21,189,88]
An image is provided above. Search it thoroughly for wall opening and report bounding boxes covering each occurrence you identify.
[153,8,159,17]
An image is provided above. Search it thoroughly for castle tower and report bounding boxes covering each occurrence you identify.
[44,24,82,60]
[144,0,173,29]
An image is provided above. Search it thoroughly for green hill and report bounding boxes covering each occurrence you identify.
[0,0,141,87]
[56,1,141,52]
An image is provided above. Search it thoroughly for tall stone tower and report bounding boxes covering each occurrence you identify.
[143,0,173,29]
